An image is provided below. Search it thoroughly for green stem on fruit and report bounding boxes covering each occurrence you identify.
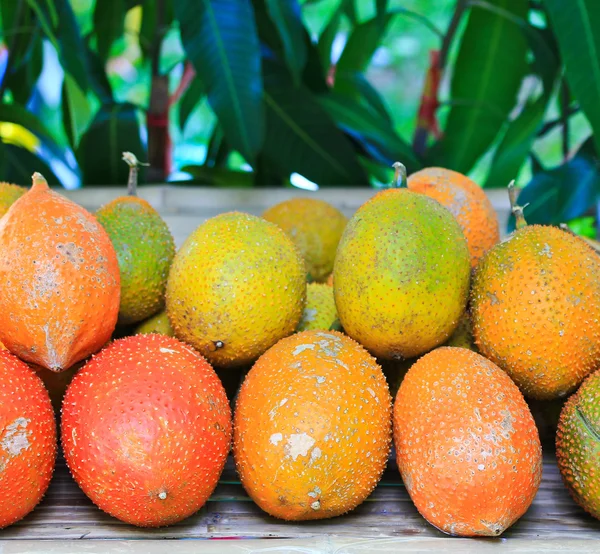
[508,180,528,230]
[391,162,408,189]
[122,152,149,196]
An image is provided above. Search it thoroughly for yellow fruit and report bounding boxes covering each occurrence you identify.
[297,283,337,332]
[134,311,174,337]
[0,182,26,218]
[233,330,392,520]
[263,198,347,282]
[333,165,471,360]
[166,212,306,368]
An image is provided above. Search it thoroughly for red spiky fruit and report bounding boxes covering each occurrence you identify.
[61,334,232,527]
[0,350,56,528]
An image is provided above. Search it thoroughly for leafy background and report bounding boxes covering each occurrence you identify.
[0,0,599,236]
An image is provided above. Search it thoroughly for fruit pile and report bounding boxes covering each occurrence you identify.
[0,156,599,537]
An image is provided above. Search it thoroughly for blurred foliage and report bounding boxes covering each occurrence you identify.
[0,0,598,235]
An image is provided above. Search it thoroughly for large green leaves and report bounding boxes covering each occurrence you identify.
[265,0,307,87]
[0,103,78,186]
[431,0,528,173]
[93,0,126,61]
[545,0,600,153]
[0,2,44,104]
[319,92,420,171]
[484,94,549,188]
[175,0,265,163]
[261,58,367,185]
[77,103,144,185]
[507,139,600,232]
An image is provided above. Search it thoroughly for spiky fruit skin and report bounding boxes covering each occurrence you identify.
[0,182,26,218]
[394,347,542,537]
[333,188,470,360]
[0,350,56,528]
[166,212,306,368]
[233,330,392,521]
[263,198,347,282]
[134,310,174,337]
[0,175,120,371]
[407,168,500,268]
[556,370,600,519]
[96,197,175,325]
[61,334,232,528]
[471,225,600,400]
[297,283,337,332]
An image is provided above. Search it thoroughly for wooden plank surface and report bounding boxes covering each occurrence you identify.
[1,447,599,542]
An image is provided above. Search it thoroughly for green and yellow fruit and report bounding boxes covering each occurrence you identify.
[297,283,338,332]
[263,197,347,282]
[333,163,471,360]
[96,153,175,325]
[556,369,600,520]
[166,212,306,368]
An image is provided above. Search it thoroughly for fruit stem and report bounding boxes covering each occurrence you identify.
[122,152,149,196]
[391,162,408,189]
[508,180,528,230]
[31,172,49,191]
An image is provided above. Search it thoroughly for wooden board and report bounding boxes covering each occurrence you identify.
[2,448,599,543]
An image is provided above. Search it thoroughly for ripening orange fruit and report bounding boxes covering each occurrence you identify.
[233,330,392,520]
[394,347,542,537]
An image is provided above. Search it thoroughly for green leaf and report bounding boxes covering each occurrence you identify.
[545,0,600,153]
[317,0,349,67]
[204,125,230,167]
[175,0,265,163]
[178,78,205,131]
[265,0,307,87]
[332,71,392,122]
[77,103,145,185]
[0,103,78,187]
[139,0,156,58]
[93,0,126,61]
[506,138,600,232]
[84,41,114,103]
[0,141,62,186]
[484,94,551,188]
[62,75,93,149]
[261,57,368,186]
[0,7,44,105]
[429,0,528,174]
[301,29,329,93]
[25,0,90,92]
[335,8,440,79]
[318,92,420,171]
